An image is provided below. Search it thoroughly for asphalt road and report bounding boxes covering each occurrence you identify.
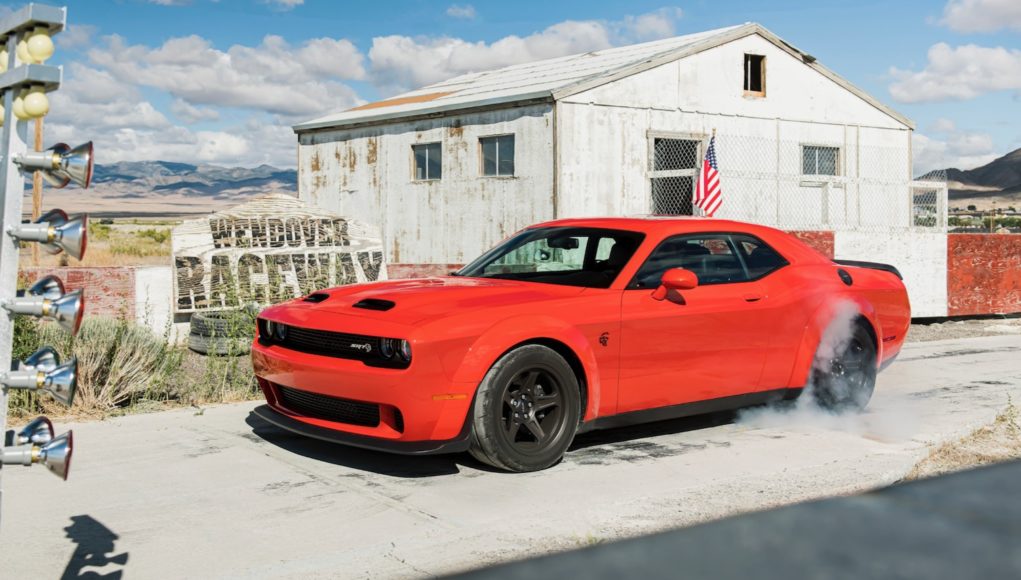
[2,334,1020,579]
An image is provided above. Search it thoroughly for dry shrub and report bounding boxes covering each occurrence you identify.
[36,317,183,413]
[906,399,1021,480]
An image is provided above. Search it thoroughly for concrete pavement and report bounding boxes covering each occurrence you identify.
[2,334,1020,579]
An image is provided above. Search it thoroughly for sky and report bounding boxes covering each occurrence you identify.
[3,0,1019,173]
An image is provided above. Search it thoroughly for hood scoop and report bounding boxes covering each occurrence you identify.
[303,293,330,303]
[352,298,396,311]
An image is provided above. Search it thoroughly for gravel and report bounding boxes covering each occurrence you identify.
[907,317,1021,343]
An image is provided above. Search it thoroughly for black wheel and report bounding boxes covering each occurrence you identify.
[468,345,581,472]
[810,323,877,411]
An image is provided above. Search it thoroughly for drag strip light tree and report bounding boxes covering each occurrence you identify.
[0,4,94,526]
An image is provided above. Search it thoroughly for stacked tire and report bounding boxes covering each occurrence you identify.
[188,310,254,356]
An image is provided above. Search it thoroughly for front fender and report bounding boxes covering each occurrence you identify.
[787,294,883,388]
[450,315,603,421]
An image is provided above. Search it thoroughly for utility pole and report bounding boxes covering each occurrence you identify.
[0,4,95,527]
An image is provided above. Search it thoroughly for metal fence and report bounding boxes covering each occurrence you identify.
[649,133,948,233]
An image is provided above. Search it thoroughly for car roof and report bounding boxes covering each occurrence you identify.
[527,216,829,264]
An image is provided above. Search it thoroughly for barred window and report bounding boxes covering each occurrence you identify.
[802,145,839,176]
[650,136,701,215]
[412,142,442,180]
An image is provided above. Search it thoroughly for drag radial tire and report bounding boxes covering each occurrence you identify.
[468,345,581,472]
[809,323,877,412]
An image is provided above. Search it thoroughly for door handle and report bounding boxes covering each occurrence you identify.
[743,293,763,303]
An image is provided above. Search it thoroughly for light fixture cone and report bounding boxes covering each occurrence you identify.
[16,416,54,445]
[39,431,73,480]
[49,141,94,189]
[20,346,60,373]
[51,290,84,334]
[26,274,65,300]
[44,358,77,407]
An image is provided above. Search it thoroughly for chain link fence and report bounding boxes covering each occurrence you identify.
[648,133,947,232]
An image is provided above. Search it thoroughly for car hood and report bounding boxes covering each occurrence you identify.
[276,277,588,325]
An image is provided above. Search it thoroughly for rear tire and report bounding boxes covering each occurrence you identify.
[468,345,581,472]
[809,323,877,412]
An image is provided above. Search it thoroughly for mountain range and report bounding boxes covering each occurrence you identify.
[34,161,299,218]
[938,147,1021,210]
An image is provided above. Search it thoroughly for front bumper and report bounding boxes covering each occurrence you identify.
[252,404,472,455]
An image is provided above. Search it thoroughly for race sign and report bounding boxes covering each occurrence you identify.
[172,193,386,312]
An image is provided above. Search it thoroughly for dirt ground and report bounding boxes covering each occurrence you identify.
[907,316,1021,342]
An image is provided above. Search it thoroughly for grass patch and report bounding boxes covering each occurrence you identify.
[906,399,1021,480]
[8,314,259,420]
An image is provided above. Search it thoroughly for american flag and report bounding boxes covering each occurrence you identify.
[694,136,722,217]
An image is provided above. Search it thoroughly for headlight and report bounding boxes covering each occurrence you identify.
[397,339,412,362]
[264,320,276,338]
[379,338,396,359]
[274,322,288,341]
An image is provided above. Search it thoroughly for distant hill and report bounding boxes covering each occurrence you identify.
[91,161,297,200]
[937,148,1021,210]
[32,161,299,218]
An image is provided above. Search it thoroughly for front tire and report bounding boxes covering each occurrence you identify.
[468,345,581,472]
[810,323,877,412]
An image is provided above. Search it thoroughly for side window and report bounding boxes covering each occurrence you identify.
[631,234,748,288]
[733,234,788,279]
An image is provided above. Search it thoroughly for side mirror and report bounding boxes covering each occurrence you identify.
[652,268,698,301]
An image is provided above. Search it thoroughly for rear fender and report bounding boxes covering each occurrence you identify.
[787,294,883,388]
[451,315,602,421]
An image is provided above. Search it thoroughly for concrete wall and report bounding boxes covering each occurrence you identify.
[297,104,555,266]
[834,231,948,318]
[947,234,1021,316]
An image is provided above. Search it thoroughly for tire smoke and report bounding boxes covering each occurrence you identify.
[737,300,918,442]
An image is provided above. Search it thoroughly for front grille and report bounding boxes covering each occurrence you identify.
[276,385,380,427]
[283,326,381,359]
[257,319,409,369]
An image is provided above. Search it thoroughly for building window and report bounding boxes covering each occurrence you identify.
[802,145,840,176]
[481,135,514,176]
[743,54,765,96]
[649,135,701,215]
[413,142,442,180]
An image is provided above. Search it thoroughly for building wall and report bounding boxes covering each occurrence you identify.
[834,231,948,318]
[297,104,555,266]
[556,33,912,229]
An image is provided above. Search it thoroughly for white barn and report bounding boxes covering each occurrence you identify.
[293,23,948,315]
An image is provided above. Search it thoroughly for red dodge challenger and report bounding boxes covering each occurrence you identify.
[252,218,910,472]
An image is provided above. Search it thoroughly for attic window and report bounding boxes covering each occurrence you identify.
[744,54,765,96]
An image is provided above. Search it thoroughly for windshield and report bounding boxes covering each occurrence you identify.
[456,227,646,288]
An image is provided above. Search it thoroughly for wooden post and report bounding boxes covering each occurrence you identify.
[31,117,42,265]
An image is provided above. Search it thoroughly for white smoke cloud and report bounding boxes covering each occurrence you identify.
[738,301,919,443]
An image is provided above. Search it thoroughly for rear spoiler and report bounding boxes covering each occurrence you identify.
[833,260,903,280]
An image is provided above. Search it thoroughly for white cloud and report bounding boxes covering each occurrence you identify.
[889,43,1021,103]
[446,4,477,20]
[929,118,957,133]
[369,8,683,95]
[88,34,365,117]
[941,0,1021,33]
[170,98,221,124]
[56,25,96,49]
[266,0,304,10]
[913,131,999,175]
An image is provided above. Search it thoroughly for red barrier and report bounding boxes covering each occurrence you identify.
[947,234,1021,316]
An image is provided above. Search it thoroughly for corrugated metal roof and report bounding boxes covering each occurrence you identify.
[294,23,912,132]
[294,25,744,132]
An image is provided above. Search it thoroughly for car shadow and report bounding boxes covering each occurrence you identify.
[568,410,738,452]
[60,515,129,579]
[246,408,744,477]
[245,412,484,477]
